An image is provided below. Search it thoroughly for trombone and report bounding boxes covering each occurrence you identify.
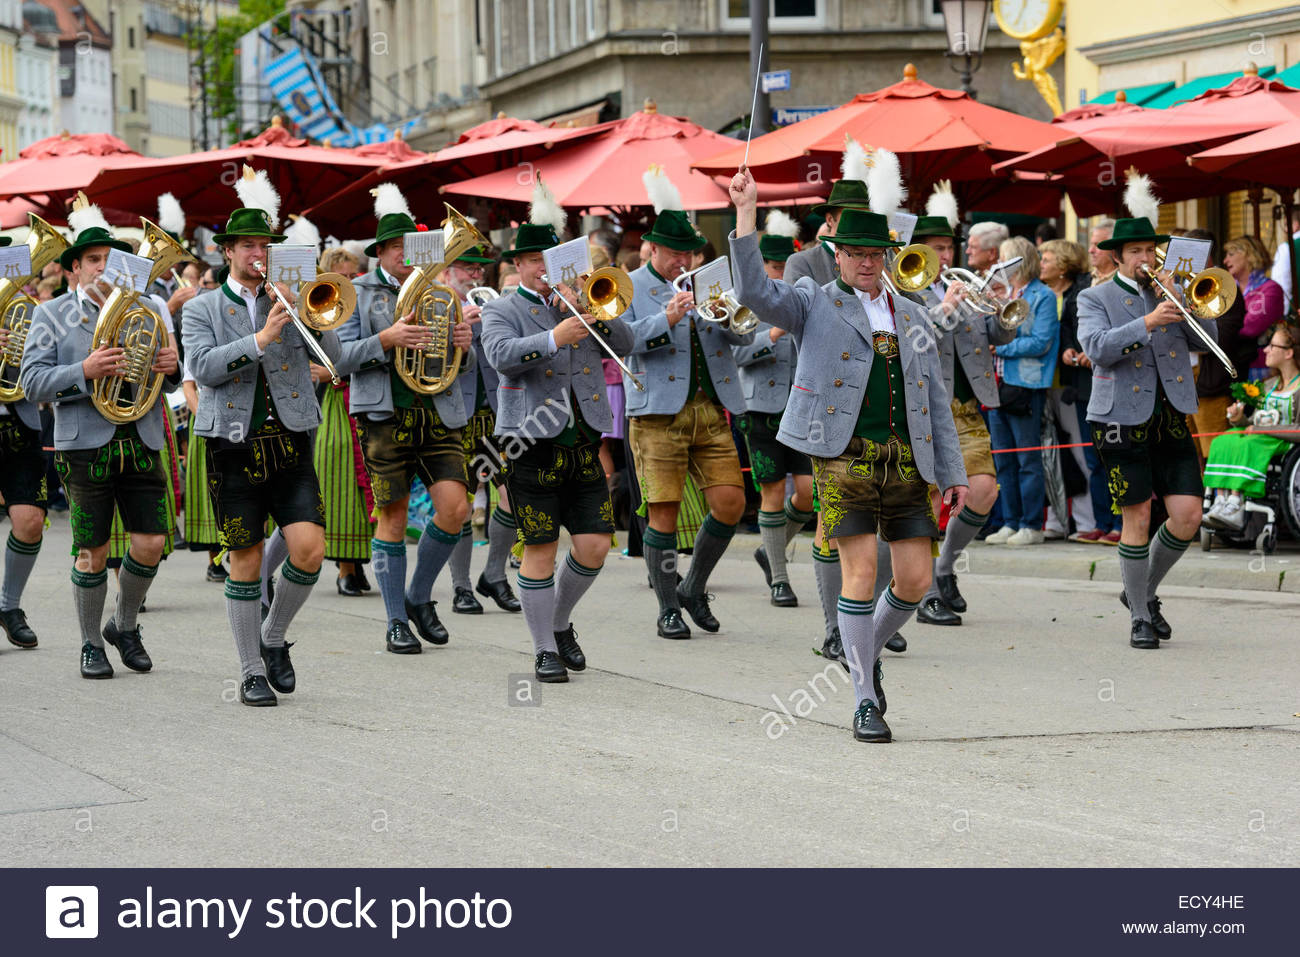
[1140,259,1237,378]
[883,243,941,297]
[251,261,355,385]
[542,268,644,392]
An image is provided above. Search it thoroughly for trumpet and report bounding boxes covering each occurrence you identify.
[671,268,757,336]
[543,268,644,391]
[466,286,499,307]
[1139,262,1237,378]
[940,258,1030,329]
[251,261,355,385]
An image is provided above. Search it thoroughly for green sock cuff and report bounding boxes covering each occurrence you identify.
[813,547,840,563]
[643,528,676,550]
[1117,543,1149,560]
[882,586,920,612]
[837,596,873,615]
[784,498,815,522]
[757,510,786,527]
[424,521,462,546]
[460,521,474,536]
[565,552,602,577]
[371,537,405,555]
[1156,522,1193,551]
[6,533,41,556]
[956,506,990,528]
[281,559,320,586]
[701,513,737,540]
[516,573,554,590]
[70,568,107,589]
[224,578,262,601]
[121,551,159,579]
[491,507,515,528]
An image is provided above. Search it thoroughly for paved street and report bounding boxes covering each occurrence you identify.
[1,517,1296,867]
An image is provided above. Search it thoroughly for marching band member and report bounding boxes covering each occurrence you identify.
[729,164,968,743]
[182,169,341,706]
[1077,173,1209,650]
[336,185,474,655]
[21,198,181,678]
[733,211,815,607]
[480,183,634,682]
[623,167,753,640]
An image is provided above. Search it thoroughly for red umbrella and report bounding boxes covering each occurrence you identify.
[0,132,143,224]
[692,64,1062,214]
[1188,118,1300,184]
[348,130,425,164]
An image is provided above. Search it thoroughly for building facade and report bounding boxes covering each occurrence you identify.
[16,22,58,151]
[0,0,22,162]
[31,0,113,137]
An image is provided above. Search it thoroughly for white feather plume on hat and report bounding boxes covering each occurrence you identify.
[764,209,800,239]
[926,179,959,228]
[1123,169,1160,225]
[283,213,321,250]
[157,193,185,235]
[529,174,567,236]
[342,239,370,263]
[642,164,683,214]
[68,191,111,236]
[841,135,871,183]
[235,166,281,230]
[371,182,412,220]
[867,147,906,218]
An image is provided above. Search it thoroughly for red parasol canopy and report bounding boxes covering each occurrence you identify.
[1187,118,1300,185]
[0,132,144,224]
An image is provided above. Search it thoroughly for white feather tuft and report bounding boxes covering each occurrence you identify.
[841,135,871,183]
[925,179,959,228]
[283,213,322,251]
[157,193,185,235]
[371,182,411,221]
[234,166,281,230]
[342,239,370,263]
[867,148,906,218]
[764,210,800,239]
[641,164,683,214]
[68,192,111,235]
[529,175,568,236]
[1123,170,1160,225]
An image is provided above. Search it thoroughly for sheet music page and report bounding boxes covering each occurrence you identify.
[1163,237,1212,282]
[690,256,732,305]
[0,246,32,281]
[101,250,152,293]
[890,212,918,246]
[267,244,318,285]
[403,230,444,268]
[543,237,592,287]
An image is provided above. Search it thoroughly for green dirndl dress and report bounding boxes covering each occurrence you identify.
[314,383,373,562]
[1202,384,1298,497]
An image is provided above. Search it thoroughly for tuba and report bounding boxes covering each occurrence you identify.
[0,214,70,402]
[393,204,488,395]
[90,219,187,425]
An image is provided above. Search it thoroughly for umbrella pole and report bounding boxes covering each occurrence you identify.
[1279,187,1299,321]
[1248,187,1264,240]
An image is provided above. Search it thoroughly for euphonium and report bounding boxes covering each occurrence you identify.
[394,204,488,395]
[90,218,187,425]
[466,286,499,307]
[0,214,70,402]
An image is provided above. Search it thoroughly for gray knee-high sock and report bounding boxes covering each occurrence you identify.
[873,586,921,662]
[449,521,474,591]
[937,506,987,577]
[261,527,288,606]
[838,595,875,704]
[783,497,815,545]
[262,559,320,647]
[72,568,107,648]
[225,578,265,680]
[1118,542,1150,622]
[873,537,893,603]
[1147,522,1192,599]
[552,551,601,631]
[682,514,737,596]
[1,532,41,611]
[115,551,158,631]
[483,507,516,584]
[643,527,679,614]
[371,538,407,625]
[812,546,840,639]
[406,521,460,604]
[517,572,558,655]
[758,510,788,584]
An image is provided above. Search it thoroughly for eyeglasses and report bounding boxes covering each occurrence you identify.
[839,248,885,263]
[1265,341,1292,350]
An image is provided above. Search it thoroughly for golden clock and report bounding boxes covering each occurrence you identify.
[993,0,1065,41]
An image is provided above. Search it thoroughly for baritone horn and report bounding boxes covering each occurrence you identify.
[0,214,70,402]
[466,286,499,307]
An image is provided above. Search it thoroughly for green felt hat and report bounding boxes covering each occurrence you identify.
[59,226,132,270]
[501,222,562,259]
[1097,217,1170,250]
[828,209,902,248]
[642,209,706,252]
[912,215,954,239]
[812,179,870,217]
[0,237,10,247]
[455,243,495,264]
[213,208,285,246]
[759,234,796,262]
[364,212,418,258]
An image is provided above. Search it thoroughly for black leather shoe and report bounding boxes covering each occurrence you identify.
[873,659,887,716]
[80,642,113,679]
[239,675,278,706]
[852,700,892,743]
[676,585,720,632]
[355,567,372,592]
[336,573,363,596]
[385,620,422,654]
[260,641,296,694]
[770,581,798,607]
[822,627,847,669]
[753,547,772,586]
[535,650,569,682]
[1129,619,1160,649]
[885,633,907,653]
[452,587,484,614]
[102,619,153,672]
[1120,591,1171,640]
[554,625,587,671]
[405,597,449,644]
[476,573,521,612]
[205,562,229,583]
[0,607,37,648]
[934,573,966,612]
[916,597,961,626]
[657,608,691,639]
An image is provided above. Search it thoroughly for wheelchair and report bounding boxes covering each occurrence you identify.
[1200,442,1300,554]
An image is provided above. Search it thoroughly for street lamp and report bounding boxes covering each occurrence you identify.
[940,0,992,99]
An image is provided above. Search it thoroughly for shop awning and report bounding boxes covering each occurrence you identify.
[1141,67,1276,109]
[1089,81,1175,106]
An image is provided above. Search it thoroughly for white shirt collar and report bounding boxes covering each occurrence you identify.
[849,283,895,334]
[225,276,259,304]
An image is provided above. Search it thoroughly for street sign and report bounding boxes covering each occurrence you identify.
[761,70,791,93]
[772,106,832,126]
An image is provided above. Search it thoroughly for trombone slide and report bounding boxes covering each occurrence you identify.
[546,280,644,392]
[1139,265,1236,379]
[253,262,341,384]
